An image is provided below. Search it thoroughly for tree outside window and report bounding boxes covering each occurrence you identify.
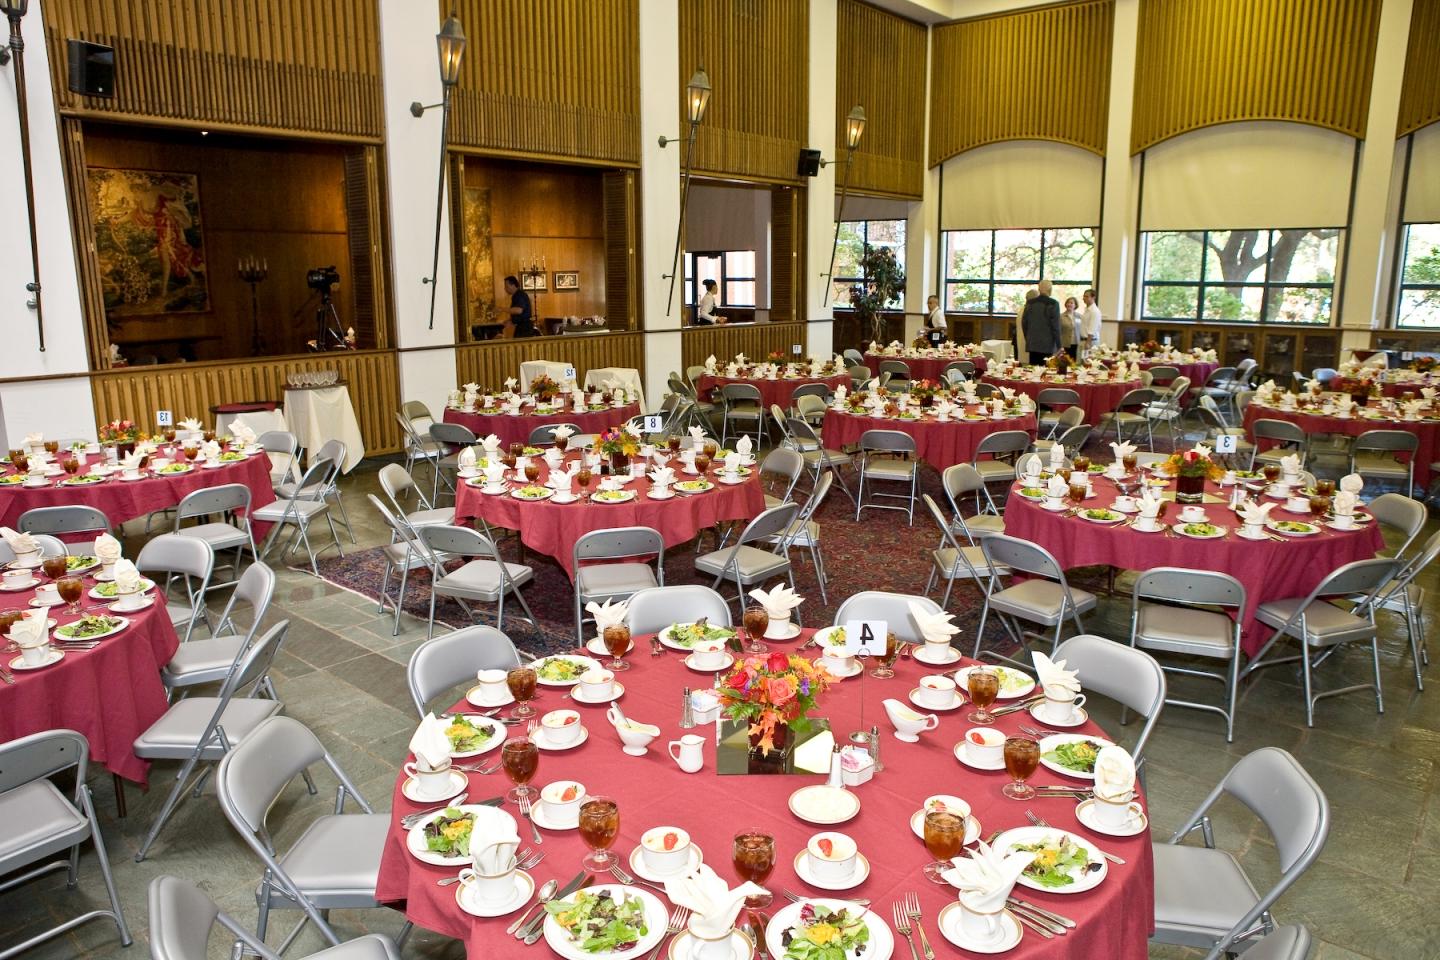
[833,220,906,310]
[943,228,1095,315]
[1141,229,1339,324]
[1397,223,1440,328]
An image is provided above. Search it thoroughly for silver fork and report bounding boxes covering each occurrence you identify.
[903,892,934,960]
[645,906,691,960]
[456,758,501,774]
[891,903,919,960]
[436,847,542,885]
[1025,810,1125,865]
[1018,723,1068,738]
[518,793,544,845]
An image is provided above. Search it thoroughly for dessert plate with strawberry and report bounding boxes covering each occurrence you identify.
[627,831,705,882]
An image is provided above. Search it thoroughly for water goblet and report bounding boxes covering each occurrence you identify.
[501,736,539,803]
[578,796,620,870]
[507,666,538,719]
[1001,737,1041,800]
[967,667,999,724]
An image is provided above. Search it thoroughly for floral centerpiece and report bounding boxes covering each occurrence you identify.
[1411,356,1437,375]
[529,374,561,401]
[98,419,142,443]
[767,351,786,365]
[909,378,941,406]
[719,652,833,757]
[1139,339,1163,357]
[1161,443,1225,503]
[1329,375,1376,403]
[595,426,639,470]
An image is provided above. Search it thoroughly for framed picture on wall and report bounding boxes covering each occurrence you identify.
[521,271,547,292]
[87,167,210,315]
[554,270,579,291]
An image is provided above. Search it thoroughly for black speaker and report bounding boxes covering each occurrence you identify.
[67,40,115,98]
[797,149,822,178]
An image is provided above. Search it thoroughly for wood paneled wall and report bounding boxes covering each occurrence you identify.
[1132,0,1382,154]
[836,0,926,199]
[929,1,1112,166]
[603,171,639,329]
[679,0,809,183]
[1398,0,1440,137]
[444,0,641,165]
[681,322,813,371]
[42,0,384,139]
[771,187,803,324]
[91,350,403,454]
[455,334,645,392]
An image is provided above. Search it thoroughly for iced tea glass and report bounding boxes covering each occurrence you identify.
[578,796,620,870]
[1001,737,1041,800]
[967,667,999,724]
[500,737,539,803]
[923,809,965,883]
[507,667,538,718]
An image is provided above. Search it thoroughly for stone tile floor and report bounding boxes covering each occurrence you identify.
[3,460,1437,959]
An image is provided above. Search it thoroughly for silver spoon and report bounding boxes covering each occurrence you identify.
[507,877,560,935]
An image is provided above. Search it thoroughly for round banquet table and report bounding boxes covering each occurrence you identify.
[443,403,642,450]
[375,630,1154,960]
[695,374,852,410]
[0,572,180,783]
[453,454,766,579]
[822,407,1037,470]
[1003,474,1384,656]
[1377,375,1440,399]
[0,453,277,538]
[864,353,988,381]
[1242,400,1440,488]
[982,375,1142,416]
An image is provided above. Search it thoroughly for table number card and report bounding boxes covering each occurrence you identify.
[1213,434,1239,455]
[792,344,803,355]
[563,366,576,383]
[155,410,173,427]
[838,620,888,657]
[641,414,665,433]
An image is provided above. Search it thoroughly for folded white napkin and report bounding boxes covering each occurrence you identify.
[688,426,706,446]
[735,435,753,459]
[1339,473,1363,494]
[1094,745,1136,800]
[665,864,767,939]
[1423,387,1437,401]
[723,452,742,475]
[481,434,501,453]
[749,584,804,617]
[909,601,960,645]
[1033,651,1081,696]
[1047,443,1066,470]
[1280,454,1301,477]
[1238,499,1276,525]
[1110,441,1136,463]
[23,432,43,448]
[95,533,122,565]
[543,448,564,469]
[462,382,480,395]
[940,841,1035,913]
[113,559,142,596]
[227,419,257,446]
[1,527,37,555]
[458,447,478,471]
[409,714,452,769]
[933,399,953,420]
[1403,400,1424,417]
[649,466,675,487]
[734,353,747,365]
[1137,486,1162,518]
[624,421,643,439]
[1333,490,1359,516]
[469,807,522,873]
[834,385,848,402]
[550,424,575,441]
[1335,395,1354,412]
[200,440,222,461]
[503,377,518,391]
[1045,474,1068,498]
[704,354,717,372]
[179,418,203,433]
[10,609,47,648]
[482,461,507,485]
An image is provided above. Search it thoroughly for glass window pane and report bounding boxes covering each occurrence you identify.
[1053,285,1087,314]
[1144,232,1203,282]
[946,231,993,280]
[725,250,756,278]
[695,255,721,288]
[1202,284,1264,322]
[1402,223,1440,286]
[1143,284,1199,319]
[993,230,1043,281]
[1398,289,1440,328]
[947,281,990,313]
[834,223,864,279]
[1203,231,1269,286]
[1271,230,1338,284]
[1265,286,1332,323]
[832,281,854,309]
[725,281,755,306]
[867,219,906,248]
[993,283,1033,317]
[1044,228,1095,282]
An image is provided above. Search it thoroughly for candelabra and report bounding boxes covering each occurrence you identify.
[521,255,546,318]
[237,255,268,354]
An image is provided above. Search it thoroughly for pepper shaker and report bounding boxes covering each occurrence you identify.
[680,687,695,729]
[868,724,883,772]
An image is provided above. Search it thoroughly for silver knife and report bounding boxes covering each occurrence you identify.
[517,870,588,940]
[1007,897,1075,929]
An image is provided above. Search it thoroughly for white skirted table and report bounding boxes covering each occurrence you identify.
[282,382,365,472]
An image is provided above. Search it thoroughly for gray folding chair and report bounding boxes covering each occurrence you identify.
[1031,405,1083,449]
[275,438,353,544]
[763,472,835,602]
[258,429,300,492]
[0,730,131,959]
[418,524,536,639]
[428,421,479,501]
[1199,366,1238,418]
[833,591,942,645]
[794,393,830,427]
[693,503,800,617]
[1242,557,1400,725]
[625,585,732,636]
[377,462,456,529]
[1034,388,1080,438]
[784,416,856,507]
[971,430,1032,510]
[573,526,664,641]
[759,446,805,508]
[1052,634,1166,767]
[1204,925,1310,960]
[855,429,918,524]
[842,348,865,367]
[1153,748,1328,956]
[253,457,342,576]
[720,383,765,449]
[173,482,257,590]
[530,422,583,446]
[132,620,291,861]
[1367,491,1426,560]
[1129,568,1246,741]
[976,534,1097,661]
[216,716,412,953]
[1247,419,1308,471]
[147,874,400,960]
[790,382,831,410]
[16,505,111,548]
[1033,421,1092,460]
[941,463,1006,539]
[408,625,522,716]
[136,533,215,644]
[1365,528,1440,692]
[1348,429,1419,498]
[394,409,445,492]
[878,359,910,379]
[1096,387,1156,449]
[162,560,277,696]
[921,494,1007,610]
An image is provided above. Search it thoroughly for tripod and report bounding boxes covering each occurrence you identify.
[314,289,347,351]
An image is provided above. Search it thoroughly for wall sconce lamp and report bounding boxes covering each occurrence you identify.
[821,105,866,308]
[1,0,43,351]
[659,67,712,317]
[412,12,466,331]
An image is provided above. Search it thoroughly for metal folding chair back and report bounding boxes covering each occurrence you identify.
[878,359,910,378]
[17,505,110,539]
[136,533,215,643]
[1367,491,1426,558]
[626,585,732,635]
[529,422,583,445]
[408,625,522,715]
[1053,634,1166,764]
[833,591,942,645]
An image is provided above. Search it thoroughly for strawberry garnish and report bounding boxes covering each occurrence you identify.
[817,838,834,858]
[563,715,577,725]
[968,730,988,745]
[663,832,680,851]
[560,785,579,802]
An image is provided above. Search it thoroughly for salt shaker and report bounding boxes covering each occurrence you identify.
[868,724,883,772]
[680,687,695,729]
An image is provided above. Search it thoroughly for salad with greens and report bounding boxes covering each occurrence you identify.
[968,665,1030,695]
[159,463,191,474]
[666,621,735,648]
[1041,738,1105,774]
[444,715,494,753]
[1019,487,1045,498]
[218,451,246,462]
[93,579,153,598]
[66,555,98,571]
[1272,520,1317,534]
[545,889,649,953]
[534,657,588,682]
[780,903,871,960]
[1082,509,1122,522]
[56,614,123,640]
[1011,834,1097,889]
[422,808,475,857]
[1181,522,1221,537]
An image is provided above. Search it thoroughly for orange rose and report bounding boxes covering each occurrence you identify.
[766,675,797,706]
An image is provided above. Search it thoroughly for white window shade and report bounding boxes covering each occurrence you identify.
[940,140,1102,229]
[1404,122,1440,224]
[1141,121,1355,231]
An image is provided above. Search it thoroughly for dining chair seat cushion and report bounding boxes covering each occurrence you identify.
[133,697,282,759]
[990,580,1097,624]
[252,500,329,523]
[274,481,326,500]
[1151,843,1260,941]
[381,542,432,571]
[801,447,849,468]
[403,507,456,527]
[695,545,790,580]
[1254,599,1373,645]
[768,519,821,547]
[1350,454,1411,479]
[165,601,200,630]
[932,546,1005,580]
[972,461,1015,481]
[306,936,403,960]
[954,515,1006,538]
[434,559,534,600]
[269,813,390,905]
[176,523,251,552]
[163,634,248,686]
[1135,605,1236,658]
[862,459,916,481]
[576,562,659,599]
[0,780,87,872]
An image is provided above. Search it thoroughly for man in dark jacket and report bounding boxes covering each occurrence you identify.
[1021,279,1061,364]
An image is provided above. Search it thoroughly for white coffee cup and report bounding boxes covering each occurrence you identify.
[2,568,34,588]
[151,457,171,471]
[1242,521,1264,537]
[1179,505,1207,523]
[819,651,854,674]
[540,780,586,828]
[690,641,728,670]
[458,861,518,905]
[1043,495,1064,509]
[33,584,60,605]
[122,467,141,480]
[916,675,957,708]
[957,890,1006,945]
[18,641,49,666]
[1286,496,1311,513]
[963,727,1005,764]
[1091,788,1142,830]
[578,669,614,701]
[540,710,582,746]
[667,734,704,773]
[1039,688,1086,724]
[475,668,509,702]
[1112,495,1136,512]
[640,825,692,875]
[112,591,147,611]
[806,832,858,883]
[688,918,736,960]
[763,612,792,639]
[1331,512,1356,529]
[403,756,454,799]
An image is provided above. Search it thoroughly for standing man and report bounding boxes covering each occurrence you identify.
[924,294,947,343]
[1080,289,1102,356]
[1021,279,1061,365]
[500,275,537,338]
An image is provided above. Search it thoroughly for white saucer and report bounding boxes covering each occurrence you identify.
[10,648,63,670]
[629,841,705,882]
[0,578,37,591]
[763,622,802,641]
[788,785,860,825]
[937,903,1022,954]
[529,801,580,831]
[552,493,579,504]
[28,595,62,608]
[455,869,535,918]
[819,659,863,679]
[108,597,155,612]
[585,636,634,656]
[1075,798,1149,837]
[953,741,1006,772]
[667,928,754,960]
[909,809,981,846]
[792,850,871,891]
[465,686,515,708]
[400,769,468,803]
[1027,704,1089,727]
[909,688,964,711]
[1131,520,1164,533]
[6,557,43,570]
[571,682,626,705]
[912,644,961,666]
[529,726,590,751]
[1040,501,1070,512]
[648,489,676,500]
[684,652,734,672]
[1236,528,1271,541]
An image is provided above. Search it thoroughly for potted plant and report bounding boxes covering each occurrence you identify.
[849,246,906,351]
[719,652,834,762]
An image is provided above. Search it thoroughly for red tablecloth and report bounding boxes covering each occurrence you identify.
[453,454,766,578]
[982,376,1141,416]
[375,631,1154,960]
[1378,377,1440,398]
[865,353,988,381]
[0,577,180,783]
[822,408,1037,470]
[443,404,642,450]
[1003,475,1384,655]
[1136,361,1217,389]
[0,455,277,538]
[696,375,852,410]
[1242,402,1440,487]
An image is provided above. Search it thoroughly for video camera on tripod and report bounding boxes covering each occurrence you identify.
[305,266,346,350]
